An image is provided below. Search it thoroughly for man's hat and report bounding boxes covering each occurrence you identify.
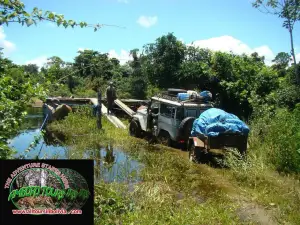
[53,98,60,104]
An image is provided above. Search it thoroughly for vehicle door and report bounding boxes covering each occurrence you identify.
[158,103,177,140]
[146,100,160,131]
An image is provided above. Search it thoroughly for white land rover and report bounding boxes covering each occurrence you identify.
[129,89,213,149]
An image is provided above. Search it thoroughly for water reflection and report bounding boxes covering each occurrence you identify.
[8,107,68,159]
[104,144,116,166]
[84,145,143,184]
[9,107,144,184]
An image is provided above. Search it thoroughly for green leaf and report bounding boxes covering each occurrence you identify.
[57,19,62,26]
[68,20,76,27]
[63,20,68,28]
[25,18,34,27]
[32,7,39,14]
[22,11,30,17]
[38,10,43,17]
[48,12,55,20]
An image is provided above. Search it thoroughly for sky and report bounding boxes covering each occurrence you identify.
[0,0,300,68]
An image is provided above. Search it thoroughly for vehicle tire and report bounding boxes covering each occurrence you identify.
[158,131,172,147]
[129,120,141,138]
[178,117,196,150]
[167,88,187,95]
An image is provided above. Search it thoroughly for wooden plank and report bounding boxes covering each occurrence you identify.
[114,99,135,117]
[46,97,127,129]
[90,98,98,106]
[101,104,126,129]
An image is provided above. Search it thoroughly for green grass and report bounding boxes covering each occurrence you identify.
[48,108,300,225]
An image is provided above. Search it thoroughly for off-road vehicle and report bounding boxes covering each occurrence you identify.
[129,89,213,149]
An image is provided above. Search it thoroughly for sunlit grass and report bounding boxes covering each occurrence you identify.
[48,108,300,224]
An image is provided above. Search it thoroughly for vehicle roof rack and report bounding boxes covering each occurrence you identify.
[154,92,211,104]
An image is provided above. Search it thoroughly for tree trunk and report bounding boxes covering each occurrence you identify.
[288,24,299,84]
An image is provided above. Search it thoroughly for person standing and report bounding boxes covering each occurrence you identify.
[106,81,117,115]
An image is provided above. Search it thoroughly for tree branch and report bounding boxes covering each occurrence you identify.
[4,17,126,29]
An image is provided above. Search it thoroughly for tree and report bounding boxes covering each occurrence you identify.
[128,49,147,99]
[272,52,291,68]
[272,52,291,77]
[23,64,39,75]
[0,54,46,158]
[42,56,66,81]
[178,46,213,90]
[0,0,123,158]
[74,50,115,80]
[251,52,265,64]
[143,33,185,88]
[252,0,300,84]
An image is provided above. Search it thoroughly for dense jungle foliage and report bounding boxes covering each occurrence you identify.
[1,32,300,172]
[1,0,300,174]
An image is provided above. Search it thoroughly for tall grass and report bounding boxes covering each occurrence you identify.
[224,106,300,224]
[48,108,300,224]
[249,106,300,173]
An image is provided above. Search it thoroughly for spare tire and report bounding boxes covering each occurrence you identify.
[168,88,187,95]
[178,117,196,141]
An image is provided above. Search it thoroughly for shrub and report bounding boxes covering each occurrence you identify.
[249,106,300,173]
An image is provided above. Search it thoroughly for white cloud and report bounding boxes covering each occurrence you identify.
[108,49,132,65]
[118,0,129,3]
[0,26,16,55]
[189,35,275,65]
[25,56,49,69]
[296,53,300,63]
[137,16,158,28]
[178,38,185,43]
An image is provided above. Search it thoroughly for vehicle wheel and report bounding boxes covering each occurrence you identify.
[158,131,172,147]
[129,120,141,138]
[178,117,196,151]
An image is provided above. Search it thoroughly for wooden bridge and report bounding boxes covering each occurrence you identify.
[45,97,145,129]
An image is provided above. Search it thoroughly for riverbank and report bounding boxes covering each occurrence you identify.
[48,109,300,225]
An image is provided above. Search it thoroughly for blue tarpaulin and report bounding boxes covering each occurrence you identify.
[191,108,250,137]
[199,91,212,102]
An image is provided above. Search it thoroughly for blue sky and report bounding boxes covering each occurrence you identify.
[0,0,299,67]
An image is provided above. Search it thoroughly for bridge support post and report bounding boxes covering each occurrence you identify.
[97,90,102,129]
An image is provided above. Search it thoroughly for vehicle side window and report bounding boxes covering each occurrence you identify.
[186,109,197,118]
[176,108,184,120]
[160,104,175,118]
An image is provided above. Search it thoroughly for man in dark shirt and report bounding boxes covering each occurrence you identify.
[106,81,116,115]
